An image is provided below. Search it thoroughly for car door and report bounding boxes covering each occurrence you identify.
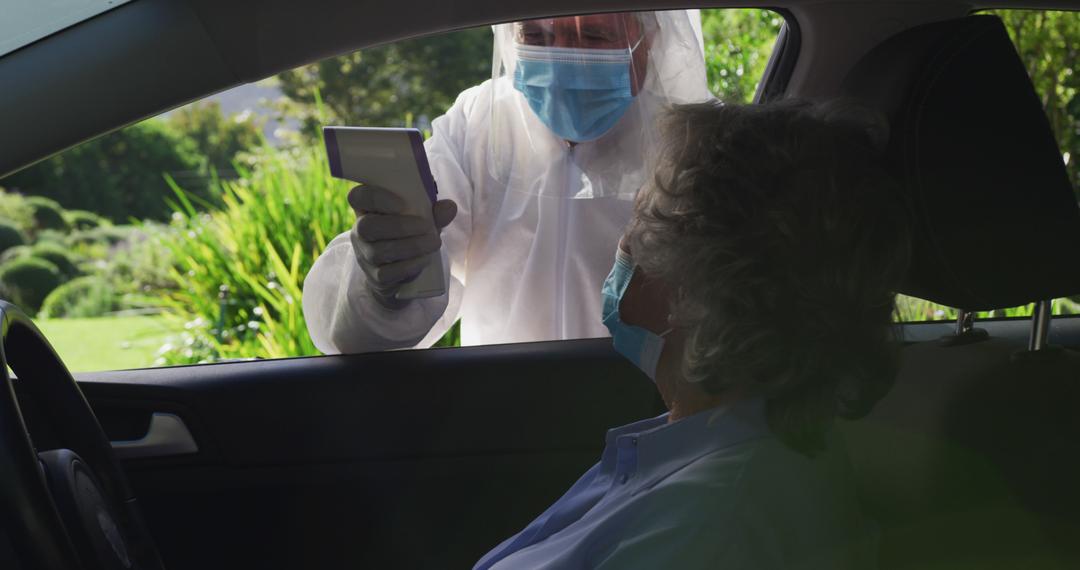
[53,340,657,569]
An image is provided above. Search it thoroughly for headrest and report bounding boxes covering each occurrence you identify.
[841,15,1080,311]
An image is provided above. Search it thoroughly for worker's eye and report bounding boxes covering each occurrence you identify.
[581,28,620,44]
[521,31,545,43]
[518,23,553,45]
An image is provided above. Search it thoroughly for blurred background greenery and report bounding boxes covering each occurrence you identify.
[0,9,1075,371]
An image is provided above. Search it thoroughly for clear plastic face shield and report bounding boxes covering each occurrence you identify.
[488,11,711,199]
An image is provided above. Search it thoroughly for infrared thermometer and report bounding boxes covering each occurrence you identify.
[323,126,446,300]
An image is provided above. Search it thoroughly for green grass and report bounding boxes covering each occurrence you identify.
[36,315,182,372]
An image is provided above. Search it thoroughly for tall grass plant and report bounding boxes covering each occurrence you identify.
[159,144,353,363]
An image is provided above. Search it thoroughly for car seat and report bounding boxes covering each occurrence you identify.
[839,15,1080,570]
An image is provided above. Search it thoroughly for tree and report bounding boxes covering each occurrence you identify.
[0,120,203,221]
[1,103,265,221]
[276,28,493,140]
[168,101,264,176]
[701,9,785,103]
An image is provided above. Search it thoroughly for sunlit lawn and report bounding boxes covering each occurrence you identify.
[36,315,182,372]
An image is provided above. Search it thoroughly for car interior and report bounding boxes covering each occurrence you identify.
[2,1,1079,569]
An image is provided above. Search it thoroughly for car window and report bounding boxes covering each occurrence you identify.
[0,10,783,372]
[896,9,1079,323]
[0,0,135,58]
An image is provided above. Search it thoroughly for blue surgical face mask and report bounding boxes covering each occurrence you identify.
[512,43,638,143]
[601,248,671,381]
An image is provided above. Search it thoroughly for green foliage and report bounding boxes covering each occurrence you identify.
[159,145,354,362]
[432,320,461,348]
[0,245,30,263]
[64,209,109,231]
[167,101,264,174]
[68,225,135,248]
[895,295,1080,323]
[701,9,784,103]
[0,191,35,233]
[275,28,492,140]
[33,230,68,248]
[104,224,176,298]
[0,120,203,221]
[30,242,80,278]
[39,275,118,318]
[0,104,264,223]
[0,221,27,255]
[989,10,1080,191]
[25,196,69,232]
[0,257,62,312]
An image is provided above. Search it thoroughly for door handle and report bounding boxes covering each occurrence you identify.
[110,413,199,459]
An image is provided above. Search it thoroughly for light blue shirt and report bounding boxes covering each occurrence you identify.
[474,398,875,569]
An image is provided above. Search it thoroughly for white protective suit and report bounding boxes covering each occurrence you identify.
[303,11,711,353]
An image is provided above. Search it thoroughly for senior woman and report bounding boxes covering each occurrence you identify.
[474,100,911,569]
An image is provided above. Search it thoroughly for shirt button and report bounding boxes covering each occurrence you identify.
[631,438,638,446]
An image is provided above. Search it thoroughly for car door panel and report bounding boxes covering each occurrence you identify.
[60,339,659,569]
[28,319,1075,569]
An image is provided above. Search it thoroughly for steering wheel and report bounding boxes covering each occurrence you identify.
[0,301,164,570]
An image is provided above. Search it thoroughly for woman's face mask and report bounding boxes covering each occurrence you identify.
[601,248,671,381]
[512,41,640,143]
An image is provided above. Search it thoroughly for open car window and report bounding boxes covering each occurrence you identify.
[895,8,1079,323]
[0,9,783,372]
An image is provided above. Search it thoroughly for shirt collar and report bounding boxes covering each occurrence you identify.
[598,397,771,492]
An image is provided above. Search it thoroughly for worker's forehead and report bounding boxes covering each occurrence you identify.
[517,14,640,35]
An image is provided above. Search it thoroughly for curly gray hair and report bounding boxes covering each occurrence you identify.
[628,99,911,454]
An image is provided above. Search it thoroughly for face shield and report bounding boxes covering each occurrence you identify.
[488,10,711,199]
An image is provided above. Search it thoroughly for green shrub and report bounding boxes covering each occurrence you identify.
[0,220,27,255]
[0,191,35,233]
[39,275,118,318]
[0,245,30,263]
[0,257,62,312]
[30,242,80,278]
[34,229,68,248]
[26,196,69,232]
[68,225,135,248]
[64,225,142,273]
[106,224,175,294]
[64,209,109,231]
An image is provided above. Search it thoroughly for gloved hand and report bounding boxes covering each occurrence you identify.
[347,185,457,310]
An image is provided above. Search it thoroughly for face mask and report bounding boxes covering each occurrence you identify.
[601,248,671,381]
[512,43,638,142]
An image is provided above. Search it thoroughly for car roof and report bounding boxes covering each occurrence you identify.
[1,0,1078,178]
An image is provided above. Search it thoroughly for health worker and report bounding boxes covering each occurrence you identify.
[302,11,711,352]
